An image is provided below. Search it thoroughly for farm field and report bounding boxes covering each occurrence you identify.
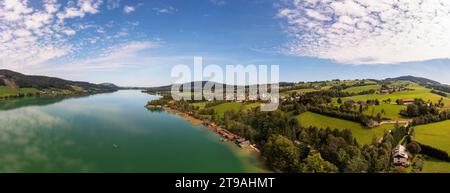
[297,112,394,144]
[244,102,260,110]
[362,103,407,120]
[280,86,333,96]
[331,98,407,120]
[210,102,242,118]
[191,101,206,108]
[342,85,450,108]
[413,120,450,154]
[343,85,381,93]
[281,88,320,96]
[422,157,450,173]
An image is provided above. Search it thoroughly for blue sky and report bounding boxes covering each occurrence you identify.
[1,0,450,86]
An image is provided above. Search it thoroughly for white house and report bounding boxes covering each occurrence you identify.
[392,145,409,167]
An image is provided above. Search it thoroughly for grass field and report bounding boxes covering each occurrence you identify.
[191,101,206,108]
[244,102,260,110]
[331,98,407,120]
[341,85,450,108]
[413,120,450,153]
[422,157,450,173]
[297,112,394,144]
[0,86,39,97]
[210,102,242,118]
[343,85,381,93]
[281,88,320,96]
[362,103,407,120]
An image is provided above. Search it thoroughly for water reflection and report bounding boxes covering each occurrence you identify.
[0,95,88,111]
[0,107,93,172]
[0,90,261,173]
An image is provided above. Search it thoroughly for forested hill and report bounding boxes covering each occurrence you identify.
[0,69,118,92]
[387,76,450,93]
[386,76,441,86]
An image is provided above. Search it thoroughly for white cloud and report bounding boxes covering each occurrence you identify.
[153,6,177,14]
[277,0,450,64]
[0,0,104,69]
[62,28,76,36]
[123,5,135,14]
[51,41,160,71]
[57,0,102,20]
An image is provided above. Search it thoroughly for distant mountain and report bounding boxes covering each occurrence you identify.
[146,81,229,92]
[144,81,263,93]
[98,83,119,89]
[0,69,118,92]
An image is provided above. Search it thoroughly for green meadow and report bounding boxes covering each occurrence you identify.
[281,88,320,96]
[341,85,450,108]
[362,103,407,120]
[343,85,381,93]
[413,120,450,154]
[422,157,450,173]
[244,102,260,110]
[331,98,407,120]
[191,101,207,108]
[211,102,242,118]
[297,111,394,144]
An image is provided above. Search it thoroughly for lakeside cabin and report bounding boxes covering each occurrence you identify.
[392,145,410,167]
[203,120,252,149]
[216,128,251,147]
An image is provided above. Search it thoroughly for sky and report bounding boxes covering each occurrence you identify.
[1,0,450,87]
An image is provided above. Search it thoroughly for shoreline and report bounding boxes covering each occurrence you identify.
[146,104,270,172]
[146,104,263,155]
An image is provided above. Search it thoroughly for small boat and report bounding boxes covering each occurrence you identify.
[113,144,119,148]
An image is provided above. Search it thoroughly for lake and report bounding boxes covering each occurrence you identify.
[0,90,266,172]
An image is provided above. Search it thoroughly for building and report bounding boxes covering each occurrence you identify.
[346,99,356,105]
[399,99,415,105]
[392,145,409,167]
[238,140,251,148]
[381,90,390,94]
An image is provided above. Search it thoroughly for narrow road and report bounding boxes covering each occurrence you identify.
[378,119,412,126]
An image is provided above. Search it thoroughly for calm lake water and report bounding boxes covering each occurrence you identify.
[0,90,266,172]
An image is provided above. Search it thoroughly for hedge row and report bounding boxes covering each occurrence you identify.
[415,141,450,162]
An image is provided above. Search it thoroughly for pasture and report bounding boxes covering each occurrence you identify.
[297,112,394,144]
[413,120,450,154]
[422,157,450,173]
[343,85,381,93]
[210,102,242,118]
[342,85,450,108]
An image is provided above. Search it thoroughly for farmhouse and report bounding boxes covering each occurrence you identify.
[380,89,390,94]
[399,99,416,105]
[392,145,409,167]
[345,99,356,105]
